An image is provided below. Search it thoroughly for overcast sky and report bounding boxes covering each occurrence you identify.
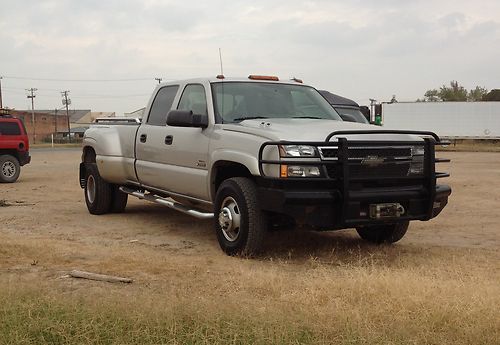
[1,0,499,115]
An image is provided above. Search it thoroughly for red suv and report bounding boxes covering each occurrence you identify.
[0,110,31,183]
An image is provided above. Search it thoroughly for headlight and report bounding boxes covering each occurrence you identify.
[411,146,425,156]
[280,165,321,178]
[409,146,425,175]
[279,145,317,157]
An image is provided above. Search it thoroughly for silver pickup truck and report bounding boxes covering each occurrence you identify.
[80,75,451,255]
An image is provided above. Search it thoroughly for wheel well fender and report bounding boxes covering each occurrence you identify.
[210,161,253,201]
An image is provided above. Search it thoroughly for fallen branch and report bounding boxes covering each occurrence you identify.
[69,270,133,283]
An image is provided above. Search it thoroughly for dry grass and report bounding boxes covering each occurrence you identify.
[1,233,498,345]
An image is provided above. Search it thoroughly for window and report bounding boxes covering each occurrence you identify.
[147,85,179,126]
[0,122,21,135]
[177,84,208,116]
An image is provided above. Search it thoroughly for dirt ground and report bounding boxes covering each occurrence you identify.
[1,148,499,344]
[1,148,498,253]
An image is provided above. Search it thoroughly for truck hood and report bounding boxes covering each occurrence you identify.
[222,118,422,142]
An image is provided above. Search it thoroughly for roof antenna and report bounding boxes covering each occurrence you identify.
[217,48,225,79]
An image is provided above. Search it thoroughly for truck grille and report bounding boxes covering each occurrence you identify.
[321,146,419,179]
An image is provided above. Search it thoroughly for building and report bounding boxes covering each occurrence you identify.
[7,109,115,143]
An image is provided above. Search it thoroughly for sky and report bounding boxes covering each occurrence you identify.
[1,0,499,115]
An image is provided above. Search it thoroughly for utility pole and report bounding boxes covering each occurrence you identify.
[61,90,71,143]
[54,108,58,134]
[26,88,37,143]
[155,77,162,84]
[0,76,3,109]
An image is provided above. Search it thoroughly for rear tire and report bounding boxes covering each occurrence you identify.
[84,163,112,215]
[356,221,409,244]
[214,177,267,256]
[0,155,21,183]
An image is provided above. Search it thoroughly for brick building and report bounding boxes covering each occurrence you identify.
[7,109,115,143]
[9,110,72,144]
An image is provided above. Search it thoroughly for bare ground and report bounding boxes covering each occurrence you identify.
[0,149,499,344]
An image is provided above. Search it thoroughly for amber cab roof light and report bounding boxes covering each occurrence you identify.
[216,74,225,79]
[291,77,303,83]
[248,75,279,81]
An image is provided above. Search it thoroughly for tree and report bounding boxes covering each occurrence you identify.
[421,81,488,102]
[468,86,488,101]
[423,89,439,102]
[439,81,467,101]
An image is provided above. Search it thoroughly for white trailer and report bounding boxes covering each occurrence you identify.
[381,102,500,139]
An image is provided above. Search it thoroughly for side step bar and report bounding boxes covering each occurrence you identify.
[119,187,214,220]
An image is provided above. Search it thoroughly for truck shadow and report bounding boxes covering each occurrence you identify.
[124,203,415,263]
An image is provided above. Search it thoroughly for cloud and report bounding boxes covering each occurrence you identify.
[1,0,499,113]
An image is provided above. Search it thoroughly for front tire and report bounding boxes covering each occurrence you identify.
[84,163,112,215]
[356,221,409,244]
[0,155,21,183]
[214,177,267,256]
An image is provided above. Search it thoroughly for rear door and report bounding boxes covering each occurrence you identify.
[135,85,180,190]
[135,83,211,201]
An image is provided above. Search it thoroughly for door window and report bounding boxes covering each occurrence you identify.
[147,85,179,126]
[177,84,208,116]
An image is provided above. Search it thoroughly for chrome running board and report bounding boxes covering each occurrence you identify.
[119,187,214,219]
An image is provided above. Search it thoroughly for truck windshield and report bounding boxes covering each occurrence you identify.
[211,82,342,123]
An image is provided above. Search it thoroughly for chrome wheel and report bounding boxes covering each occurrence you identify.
[1,161,16,178]
[86,174,96,204]
[218,196,241,242]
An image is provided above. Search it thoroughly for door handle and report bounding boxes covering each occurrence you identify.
[165,135,173,145]
[139,134,147,143]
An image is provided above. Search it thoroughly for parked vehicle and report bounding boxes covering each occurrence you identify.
[319,90,369,124]
[0,110,31,183]
[80,76,451,255]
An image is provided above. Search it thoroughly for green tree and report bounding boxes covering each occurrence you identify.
[421,81,488,102]
[468,86,488,101]
[423,89,439,102]
[439,81,467,101]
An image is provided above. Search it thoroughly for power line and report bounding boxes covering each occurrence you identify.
[3,76,174,82]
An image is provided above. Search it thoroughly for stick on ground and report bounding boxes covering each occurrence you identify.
[69,270,133,283]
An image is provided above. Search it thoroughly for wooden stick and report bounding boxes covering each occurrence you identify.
[69,270,133,283]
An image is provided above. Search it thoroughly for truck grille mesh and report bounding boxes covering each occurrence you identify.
[322,146,419,179]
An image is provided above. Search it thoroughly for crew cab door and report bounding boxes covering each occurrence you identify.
[135,83,211,201]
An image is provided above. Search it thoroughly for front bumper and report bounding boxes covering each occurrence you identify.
[257,182,451,229]
[257,129,451,229]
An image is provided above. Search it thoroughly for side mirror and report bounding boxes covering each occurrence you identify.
[339,113,358,123]
[166,110,208,128]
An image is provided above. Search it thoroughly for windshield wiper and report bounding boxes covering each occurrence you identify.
[232,116,269,122]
